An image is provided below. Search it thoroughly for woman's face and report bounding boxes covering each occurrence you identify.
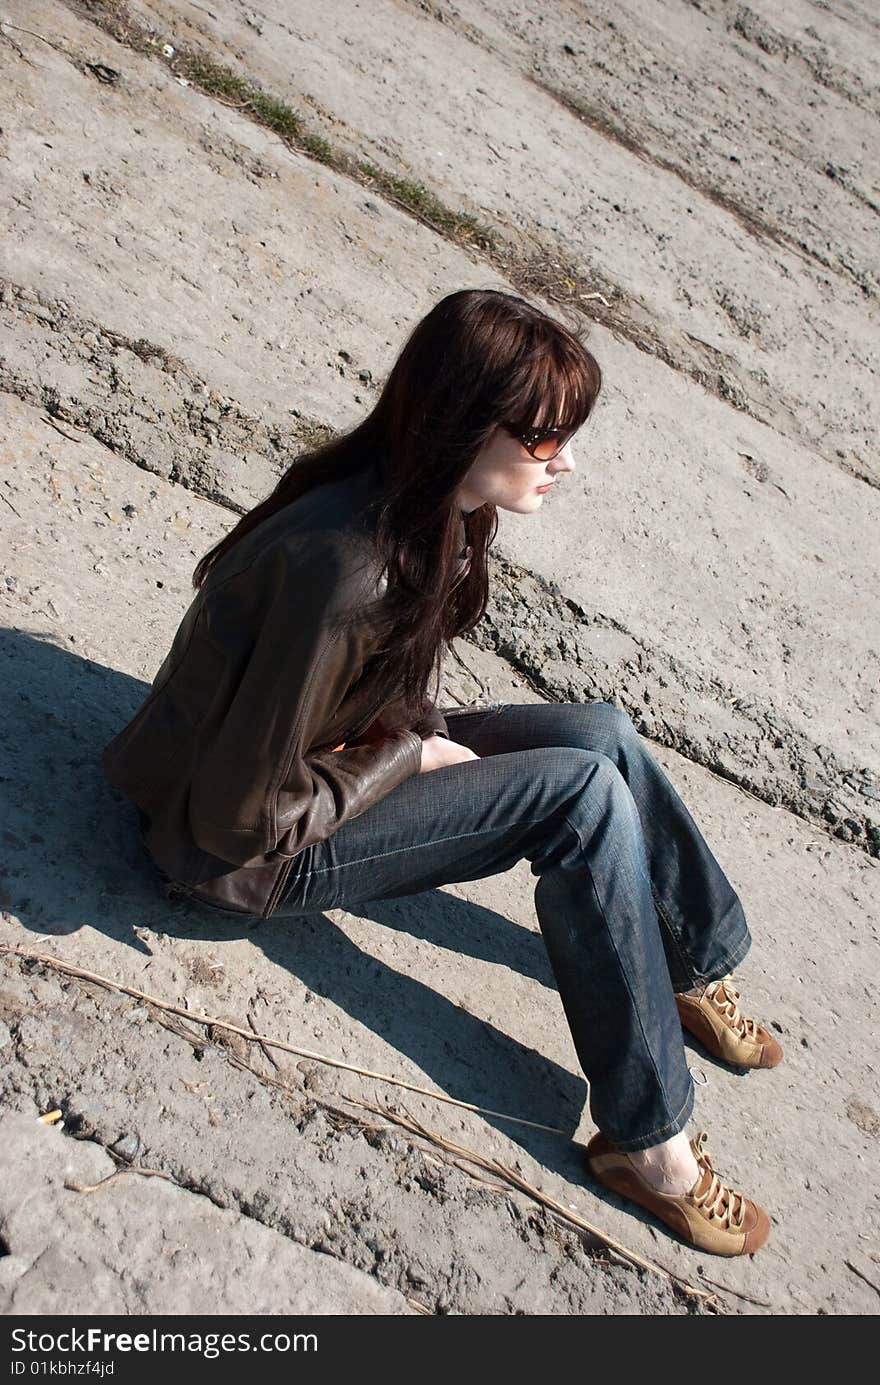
[456,424,577,514]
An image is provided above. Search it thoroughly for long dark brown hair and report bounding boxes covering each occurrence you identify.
[193,288,602,720]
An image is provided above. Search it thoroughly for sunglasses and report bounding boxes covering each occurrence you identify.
[511,426,577,461]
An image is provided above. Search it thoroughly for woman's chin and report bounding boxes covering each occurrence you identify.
[492,490,548,515]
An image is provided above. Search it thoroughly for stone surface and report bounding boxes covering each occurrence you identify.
[0,0,878,1317]
[0,1110,413,1314]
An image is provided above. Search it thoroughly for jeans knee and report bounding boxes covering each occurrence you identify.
[595,700,637,741]
[540,745,619,803]
[543,748,642,863]
[562,700,638,758]
[569,748,636,819]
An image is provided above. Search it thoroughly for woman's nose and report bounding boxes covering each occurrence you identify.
[552,441,576,474]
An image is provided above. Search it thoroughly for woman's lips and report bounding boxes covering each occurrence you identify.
[536,482,554,493]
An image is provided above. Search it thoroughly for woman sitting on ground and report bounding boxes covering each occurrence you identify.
[103,287,782,1257]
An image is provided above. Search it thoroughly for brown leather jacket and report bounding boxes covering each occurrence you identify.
[102,464,458,918]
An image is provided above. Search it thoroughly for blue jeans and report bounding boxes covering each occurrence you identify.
[276,701,751,1151]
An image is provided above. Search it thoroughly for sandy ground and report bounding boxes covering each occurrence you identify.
[0,0,878,1316]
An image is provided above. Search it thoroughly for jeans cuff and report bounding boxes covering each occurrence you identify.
[598,1076,696,1154]
[679,925,753,991]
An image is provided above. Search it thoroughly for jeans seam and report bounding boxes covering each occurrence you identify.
[650,886,695,980]
[297,817,545,878]
[561,808,685,1141]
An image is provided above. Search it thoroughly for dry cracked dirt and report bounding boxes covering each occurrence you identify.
[1,0,878,1317]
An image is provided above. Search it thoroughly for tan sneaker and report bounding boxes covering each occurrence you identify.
[675,973,784,1069]
[586,1130,771,1256]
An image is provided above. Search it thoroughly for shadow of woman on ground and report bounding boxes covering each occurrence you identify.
[1,628,589,1178]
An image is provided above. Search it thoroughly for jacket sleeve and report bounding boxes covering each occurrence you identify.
[187,549,423,867]
[412,701,450,739]
[358,694,449,743]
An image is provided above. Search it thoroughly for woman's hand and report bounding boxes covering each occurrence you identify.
[419,733,480,773]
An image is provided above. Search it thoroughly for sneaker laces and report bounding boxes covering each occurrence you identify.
[704,973,759,1040]
[689,1131,747,1230]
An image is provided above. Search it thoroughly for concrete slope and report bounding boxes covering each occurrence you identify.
[1,0,877,852]
[1,392,878,1314]
[130,0,879,479]
[1,0,879,1316]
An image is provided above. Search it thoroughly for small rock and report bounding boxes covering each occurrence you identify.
[82,331,99,349]
[0,1020,11,1050]
[801,777,827,796]
[844,1095,880,1137]
[86,63,120,85]
[296,1062,326,1093]
[111,1132,142,1162]
[372,1128,404,1153]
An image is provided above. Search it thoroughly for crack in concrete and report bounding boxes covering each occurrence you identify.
[475,554,880,860]
[729,3,879,116]
[0,278,332,513]
[529,75,874,300]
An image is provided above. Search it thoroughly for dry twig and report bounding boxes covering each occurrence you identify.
[65,1166,178,1196]
[42,415,87,443]
[340,1093,719,1310]
[0,19,70,58]
[247,996,280,1070]
[845,1260,880,1298]
[0,945,566,1135]
[1,485,21,518]
[6,944,728,1311]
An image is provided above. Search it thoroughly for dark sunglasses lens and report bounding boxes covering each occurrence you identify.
[529,433,572,461]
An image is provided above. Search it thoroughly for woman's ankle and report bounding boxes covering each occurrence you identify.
[626,1130,699,1195]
